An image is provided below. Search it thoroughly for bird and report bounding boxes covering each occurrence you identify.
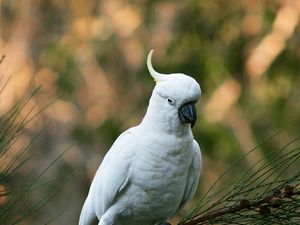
[79,50,202,225]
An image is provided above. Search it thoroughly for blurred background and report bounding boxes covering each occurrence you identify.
[0,0,300,224]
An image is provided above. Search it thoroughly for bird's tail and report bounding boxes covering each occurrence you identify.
[79,196,98,225]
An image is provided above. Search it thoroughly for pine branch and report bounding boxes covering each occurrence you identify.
[0,81,71,224]
[179,134,300,225]
[181,186,300,225]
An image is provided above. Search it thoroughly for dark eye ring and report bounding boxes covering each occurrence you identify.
[167,97,175,106]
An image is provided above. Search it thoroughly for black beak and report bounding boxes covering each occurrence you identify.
[178,102,197,128]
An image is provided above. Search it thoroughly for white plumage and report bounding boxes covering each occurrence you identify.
[79,50,202,225]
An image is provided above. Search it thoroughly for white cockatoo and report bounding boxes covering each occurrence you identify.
[79,50,202,225]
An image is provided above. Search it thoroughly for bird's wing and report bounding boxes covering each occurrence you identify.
[178,140,202,210]
[84,128,136,219]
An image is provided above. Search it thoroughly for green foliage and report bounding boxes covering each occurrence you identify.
[96,118,123,147]
[42,43,78,96]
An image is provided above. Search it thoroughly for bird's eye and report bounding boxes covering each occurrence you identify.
[167,97,175,106]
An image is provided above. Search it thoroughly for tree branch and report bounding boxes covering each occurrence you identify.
[180,185,300,225]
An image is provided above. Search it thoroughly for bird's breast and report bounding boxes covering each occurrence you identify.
[132,136,192,185]
[125,135,193,216]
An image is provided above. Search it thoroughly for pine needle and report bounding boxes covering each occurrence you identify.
[180,132,300,225]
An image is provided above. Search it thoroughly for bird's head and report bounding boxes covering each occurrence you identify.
[144,50,201,132]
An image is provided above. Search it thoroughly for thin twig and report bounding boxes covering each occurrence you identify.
[0,55,5,64]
